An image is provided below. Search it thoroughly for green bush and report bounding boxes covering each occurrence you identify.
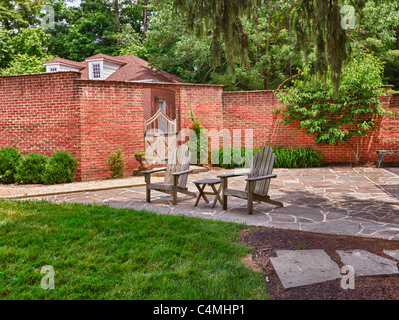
[211,146,258,169]
[15,153,49,184]
[188,109,208,165]
[273,146,323,168]
[107,149,126,179]
[0,147,22,184]
[43,151,78,185]
[212,146,323,169]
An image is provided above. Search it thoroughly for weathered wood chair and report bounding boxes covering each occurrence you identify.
[143,144,196,205]
[218,146,283,215]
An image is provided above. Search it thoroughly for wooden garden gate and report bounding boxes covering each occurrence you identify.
[145,109,179,164]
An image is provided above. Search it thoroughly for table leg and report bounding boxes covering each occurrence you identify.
[194,184,209,207]
[211,184,223,209]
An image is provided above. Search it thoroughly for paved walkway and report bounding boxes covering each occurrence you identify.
[13,166,399,241]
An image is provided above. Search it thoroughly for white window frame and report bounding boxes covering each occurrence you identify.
[89,60,104,80]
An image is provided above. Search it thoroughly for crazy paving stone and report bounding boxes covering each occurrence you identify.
[270,250,342,289]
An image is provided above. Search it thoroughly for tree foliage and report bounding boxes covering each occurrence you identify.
[0,0,398,91]
[276,50,397,163]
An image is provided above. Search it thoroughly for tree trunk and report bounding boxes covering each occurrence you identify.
[142,0,149,41]
[114,0,121,45]
[396,25,399,50]
[345,138,360,164]
[263,16,271,90]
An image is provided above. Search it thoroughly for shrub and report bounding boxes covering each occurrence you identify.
[0,147,22,184]
[212,146,323,169]
[211,146,257,169]
[188,109,208,165]
[273,146,323,168]
[276,50,397,163]
[107,149,126,179]
[15,153,49,184]
[43,151,78,185]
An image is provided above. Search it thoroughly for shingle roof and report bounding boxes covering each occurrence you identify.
[44,57,85,70]
[44,54,183,83]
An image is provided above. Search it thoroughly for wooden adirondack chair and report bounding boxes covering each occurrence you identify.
[143,144,197,205]
[218,146,283,215]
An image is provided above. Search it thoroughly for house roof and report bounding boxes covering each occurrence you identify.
[44,54,183,83]
[44,57,85,70]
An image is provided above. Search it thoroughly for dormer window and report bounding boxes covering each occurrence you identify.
[86,55,125,80]
[92,63,102,79]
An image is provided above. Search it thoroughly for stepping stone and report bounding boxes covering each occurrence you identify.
[336,250,399,277]
[383,250,399,261]
[270,250,342,289]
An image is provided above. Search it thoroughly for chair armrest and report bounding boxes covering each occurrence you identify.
[246,174,277,182]
[142,167,167,175]
[172,169,194,176]
[218,171,250,179]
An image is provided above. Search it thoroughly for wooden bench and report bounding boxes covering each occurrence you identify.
[376,150,399,168]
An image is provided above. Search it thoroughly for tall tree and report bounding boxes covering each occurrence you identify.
[355,1,399,88]
[0,0,45,30]
[142,0,148,41]
[173,0,384,89]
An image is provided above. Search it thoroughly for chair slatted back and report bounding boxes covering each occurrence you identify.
[164,144,191,188]
[245,146,275,197]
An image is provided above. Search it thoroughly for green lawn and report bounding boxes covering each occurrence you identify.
[0,199,268,300]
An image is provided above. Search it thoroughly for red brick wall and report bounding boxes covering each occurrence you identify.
[1,72,398,183]
[0,72,146,181]
[76,80,145,181]
[143,88,177,121]
[178,84,224,131]
[0,72,83,177]
[222,90,399,164]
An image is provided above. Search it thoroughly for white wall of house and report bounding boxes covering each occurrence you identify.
[87,59,122,80]
[45,58,124,80]
[45,63,81,73]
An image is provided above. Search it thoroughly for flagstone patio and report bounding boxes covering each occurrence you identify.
[23,166,399,241]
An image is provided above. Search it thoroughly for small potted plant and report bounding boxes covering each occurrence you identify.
[134,152,154,172]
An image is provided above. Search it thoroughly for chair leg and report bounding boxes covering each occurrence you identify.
[221,178,228,210]
[146,186,151,203]
[247,181,255,215]
[247,192,254,215]
[172,176,178,205]
[172,189,178,205]
[145,174,151,203]
[266,198,284,208]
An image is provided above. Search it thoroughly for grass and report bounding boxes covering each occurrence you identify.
[0,199,268,300]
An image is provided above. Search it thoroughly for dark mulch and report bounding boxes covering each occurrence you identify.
[240,227,399,300]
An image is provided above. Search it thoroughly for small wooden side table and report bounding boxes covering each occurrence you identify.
[193,179,223,208]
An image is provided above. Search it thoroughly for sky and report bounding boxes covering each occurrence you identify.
[65,0,82,8]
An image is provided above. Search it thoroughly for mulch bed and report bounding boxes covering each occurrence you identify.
[240,227,399,300]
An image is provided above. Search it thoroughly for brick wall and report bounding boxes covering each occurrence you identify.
[0,72,83,177]
[76,80,145,181]
[1,72,398,183]
[0,73,225,181]
[222,90,399,164]
[178,84,224,131]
